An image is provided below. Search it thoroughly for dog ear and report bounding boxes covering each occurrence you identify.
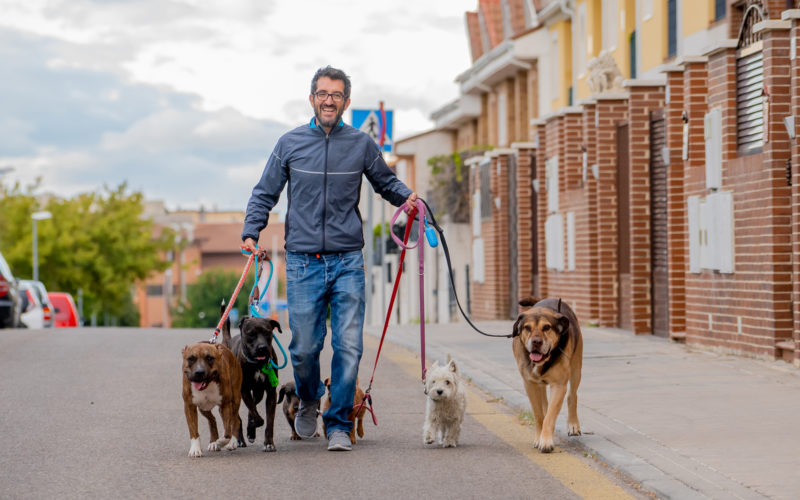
[448,359,458,374]
[518,296,539,308]
[555,314,570,334]
[268,318,282,333]
[512,314,525,337]
[323,377,331,389]
[238,316,247,332]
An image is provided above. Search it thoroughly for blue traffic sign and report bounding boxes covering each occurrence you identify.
[351,108,393,152]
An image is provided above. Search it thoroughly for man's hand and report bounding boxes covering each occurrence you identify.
[242,238,270,260]
[404,192,418,214]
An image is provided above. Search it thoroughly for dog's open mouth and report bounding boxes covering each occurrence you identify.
[191,381,209,391]
[256,356,267,361]
[529,350,546,363]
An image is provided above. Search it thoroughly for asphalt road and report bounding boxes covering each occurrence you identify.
[0,327,646,499]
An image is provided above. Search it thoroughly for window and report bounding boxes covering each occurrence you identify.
[736,46,764,154]
[146,285,163,296]
[667,0,677,58]
[602,0,618,51]
[715,0,726,21]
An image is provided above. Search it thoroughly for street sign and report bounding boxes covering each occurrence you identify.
[351,108,393,152]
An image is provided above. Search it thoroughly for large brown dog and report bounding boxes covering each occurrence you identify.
[181,341,243,457]
[512,297,583,453]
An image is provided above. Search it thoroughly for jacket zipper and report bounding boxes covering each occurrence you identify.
[322,133,329,252]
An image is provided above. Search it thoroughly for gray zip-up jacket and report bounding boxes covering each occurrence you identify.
[242,118,412,253]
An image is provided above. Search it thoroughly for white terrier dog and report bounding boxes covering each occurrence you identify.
[423,355,466,448]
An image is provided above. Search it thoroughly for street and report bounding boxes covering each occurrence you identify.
[0,327,642,500]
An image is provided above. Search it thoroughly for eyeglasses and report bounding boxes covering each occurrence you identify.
[314,91,345,102]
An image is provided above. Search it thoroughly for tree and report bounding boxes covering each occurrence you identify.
[0,181,174,322]
[171,268,256,328]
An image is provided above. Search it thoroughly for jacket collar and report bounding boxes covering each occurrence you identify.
[309,117,345,132]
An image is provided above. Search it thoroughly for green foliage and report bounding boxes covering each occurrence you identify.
[427,147,490,223]
[0,180,174,321]
[171,268,255,328]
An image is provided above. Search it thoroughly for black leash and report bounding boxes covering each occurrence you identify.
[418,198,513,339]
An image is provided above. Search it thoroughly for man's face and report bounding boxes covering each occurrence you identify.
[310,76,350,130]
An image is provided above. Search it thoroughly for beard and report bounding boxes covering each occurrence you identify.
[314,102,345,129]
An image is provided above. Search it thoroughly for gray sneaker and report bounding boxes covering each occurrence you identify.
[327,431,352,451]
[294,399,320,439]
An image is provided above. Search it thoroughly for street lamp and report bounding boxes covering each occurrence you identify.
[32,211,52,282]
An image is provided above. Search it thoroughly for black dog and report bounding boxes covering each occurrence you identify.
[221,304,281,452]
[278,381,302,440]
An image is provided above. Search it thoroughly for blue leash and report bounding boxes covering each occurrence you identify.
[241,249,288,370]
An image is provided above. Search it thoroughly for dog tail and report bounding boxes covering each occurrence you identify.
[220,299,232,348]
[518,296,540,308]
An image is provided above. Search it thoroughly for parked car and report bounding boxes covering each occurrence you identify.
[19,281,45,329]
[48,292,80,328]
[0,251,22,329]
[21,280,54,328]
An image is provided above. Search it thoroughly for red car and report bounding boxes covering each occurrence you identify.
[48,292,80,327]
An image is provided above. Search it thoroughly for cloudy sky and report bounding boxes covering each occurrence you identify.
[0,0,476,211]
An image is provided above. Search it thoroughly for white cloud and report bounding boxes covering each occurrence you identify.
[0,0,478,210]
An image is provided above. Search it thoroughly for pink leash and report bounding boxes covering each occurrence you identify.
[390,200,427,382]
[210,245,255,343]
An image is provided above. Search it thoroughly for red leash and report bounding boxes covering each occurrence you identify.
[356,206,419,424]
[210,245,256,344]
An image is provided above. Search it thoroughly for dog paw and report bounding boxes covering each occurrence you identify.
[210,437,230,451]
[207,442,220,452]
[290,433,301,441]
[442,441,458,448]
[263,443,276,452]
[188,438,203,457]
[423,431,434,445]
[537,437,555,453]
[567,422,581,436]
[224,439,238,451]
[237,437,247,448]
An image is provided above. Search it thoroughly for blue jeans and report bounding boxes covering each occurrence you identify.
[285,250,365,434]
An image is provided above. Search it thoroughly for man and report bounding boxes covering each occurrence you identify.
[242,66,416,451]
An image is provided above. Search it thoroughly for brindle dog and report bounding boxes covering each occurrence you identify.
[221,308,282,452]
[512,296,583,453]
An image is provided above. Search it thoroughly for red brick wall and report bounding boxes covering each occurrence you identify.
[582,102,600,324]
[535,122,550,297]
[470,153,513,320]
[516,146,537,299]
[466,11,484,62]
[627,86,666,334]
[665,69,688,338]
[792,15,800,365]
[594,98,629,326]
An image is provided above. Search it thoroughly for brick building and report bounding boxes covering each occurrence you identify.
[430,0,800,367]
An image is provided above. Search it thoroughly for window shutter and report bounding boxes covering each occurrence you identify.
[736,47,764,154]
[700,198,712,270]
[688,196,700,273]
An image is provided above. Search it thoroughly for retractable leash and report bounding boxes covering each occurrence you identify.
[418,198,514,339]
[245,255,288,372]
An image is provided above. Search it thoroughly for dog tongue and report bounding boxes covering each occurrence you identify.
[192,382,205,391]
[530,352,544,363]
[256,356,266,361]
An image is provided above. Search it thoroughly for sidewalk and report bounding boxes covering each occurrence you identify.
[365,321,800,500]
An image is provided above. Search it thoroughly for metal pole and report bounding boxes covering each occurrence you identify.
[32,219,38,281]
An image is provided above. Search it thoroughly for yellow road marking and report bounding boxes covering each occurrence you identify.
[378,342,635,500]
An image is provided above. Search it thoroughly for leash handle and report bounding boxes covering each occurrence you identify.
[211,247,255,343]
